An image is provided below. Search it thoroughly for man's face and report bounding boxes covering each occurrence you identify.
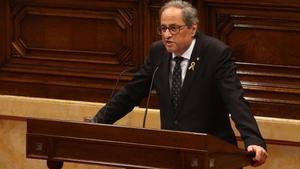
[160,7,197,56]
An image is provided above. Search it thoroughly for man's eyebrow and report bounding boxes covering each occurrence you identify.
[160,24,178,26]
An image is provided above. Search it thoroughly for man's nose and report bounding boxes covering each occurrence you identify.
[163,29,172,38]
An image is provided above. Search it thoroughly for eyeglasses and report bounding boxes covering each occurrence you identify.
[157,24,187,35]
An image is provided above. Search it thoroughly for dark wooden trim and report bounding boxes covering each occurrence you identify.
[0,114,27,121]
[204,0,300,9]
[0,0,10,66]
[236,137,300,147]
[265,139,300,147]
[1,114,299,148]
[27,118,253,169]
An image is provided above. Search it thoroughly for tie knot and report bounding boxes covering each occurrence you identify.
[174,56,183,64]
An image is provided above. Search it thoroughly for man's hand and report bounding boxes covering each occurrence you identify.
[247,145,268,167]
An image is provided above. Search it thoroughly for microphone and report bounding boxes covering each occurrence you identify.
[93,66,138,123]
[142,65,160,128]
[108,67,138,103]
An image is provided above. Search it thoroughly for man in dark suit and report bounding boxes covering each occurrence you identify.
[94,0,267,167]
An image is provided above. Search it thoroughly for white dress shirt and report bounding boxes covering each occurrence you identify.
[170,39,196,88]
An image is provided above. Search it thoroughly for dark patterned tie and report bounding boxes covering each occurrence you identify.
[171,56,184,111]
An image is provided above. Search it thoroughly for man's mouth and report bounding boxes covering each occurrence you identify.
[166,41,174,45]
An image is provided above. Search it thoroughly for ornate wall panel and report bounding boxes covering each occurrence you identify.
[202,0,300,119]
[0,0,299,119]
[0,0,144,102]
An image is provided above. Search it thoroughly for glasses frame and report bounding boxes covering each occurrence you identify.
[157,24,187,35]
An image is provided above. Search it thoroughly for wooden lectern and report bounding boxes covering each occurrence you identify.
[26,118,253,169]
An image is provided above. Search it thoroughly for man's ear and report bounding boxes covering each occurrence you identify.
[191,24,198,36]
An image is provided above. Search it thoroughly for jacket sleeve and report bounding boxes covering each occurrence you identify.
[214,47,267,149]
[93,43,160,124]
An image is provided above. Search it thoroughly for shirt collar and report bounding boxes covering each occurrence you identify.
[172,39,196,60]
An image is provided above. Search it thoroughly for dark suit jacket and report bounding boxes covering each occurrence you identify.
[95,33,266,149]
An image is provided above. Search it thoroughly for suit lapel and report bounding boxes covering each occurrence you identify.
[175,34,204,116]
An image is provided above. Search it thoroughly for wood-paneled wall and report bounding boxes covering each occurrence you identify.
[200,0,300,119]
[0,0,299,119]
[0,0,148,102]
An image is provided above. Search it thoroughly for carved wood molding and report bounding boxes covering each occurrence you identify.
[0,0,144,102]
[204,0,300,119]
[12,6,135,64]
[1,0,299,119]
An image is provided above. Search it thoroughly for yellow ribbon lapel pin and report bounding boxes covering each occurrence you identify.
[188,62,196,71]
